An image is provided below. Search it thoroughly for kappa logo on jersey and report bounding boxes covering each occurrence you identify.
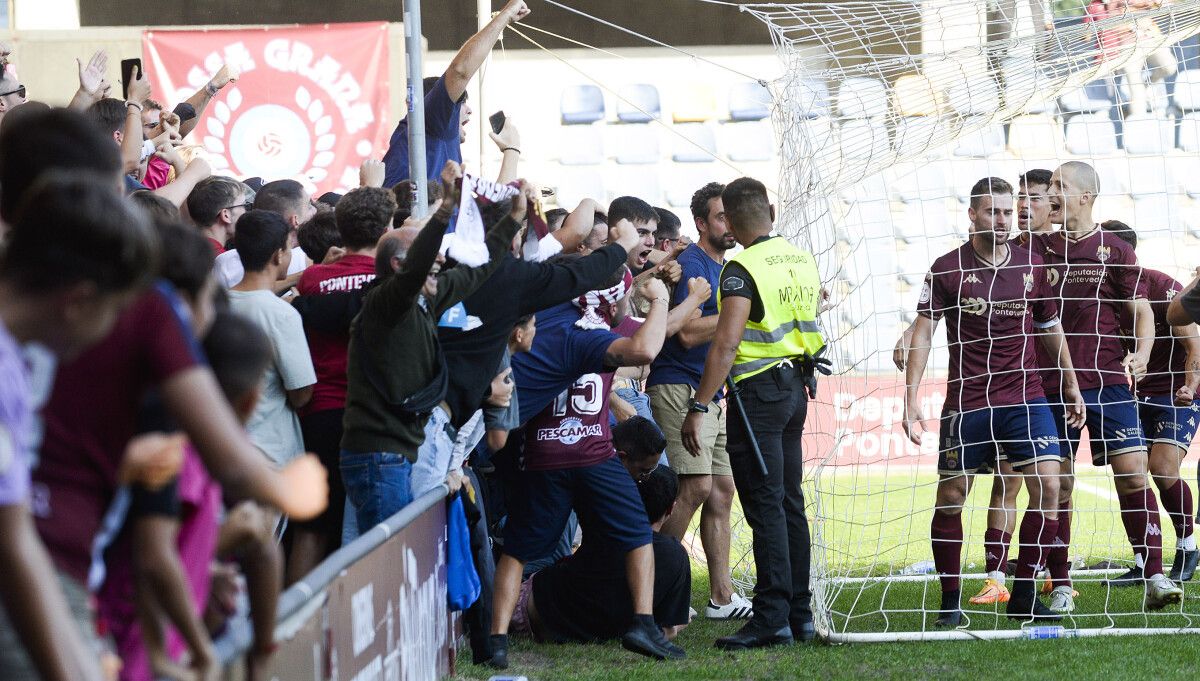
[1097,245,1111,262]
[537,417,604,445]
[1147,522,1162,537]
[964,273,982,284]
[1022,272,1034,293]
[961,297,988,315]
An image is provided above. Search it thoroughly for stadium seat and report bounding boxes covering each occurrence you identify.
[1172,157,1200,198]
[946,79,1000,116]
[605,164,663,204]
[900,199,951,242]
[1057,80,1112,115]
[671,123,718,162]
[558,125,605,165]
[1007,114,1064,157]
[836,77,888,119]
[1064,113,1118,155]
[560,85,606,124]
[840,173,889,204]
[953,119,1006,157]
[1131,194,1182,233]
[892,74,942,116]
[1002,58,1052,114]
[784,78,829,119]
[1127,156,1174,198]
[893,163,950,203]
[665,164,725,207]
[952,158,1018,201]
[554,166,605,208]
[800,117,839,166]
[1179,112,1200,152]
[728,81,772,121]
[616,84,661,123]
[671,85,718,123]
[1176,71,1200,110]
[842,199,892,243]
[614,123,660,165]
[722,120,774,162]
[893,116,948,158]
[1094,157,1132,196]
[839,118,889,162]
[1122,115,1175,155]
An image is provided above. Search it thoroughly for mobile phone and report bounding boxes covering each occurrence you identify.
[489,110,507,135]
[120,58,142,101]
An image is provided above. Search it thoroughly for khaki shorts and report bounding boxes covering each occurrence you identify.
[648,383,730,477]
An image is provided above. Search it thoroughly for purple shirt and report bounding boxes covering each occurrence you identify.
[918,242,1059,411]
[1118,268,1186,397]
[0,317,31,507]
[1029,228,1148,392]
[522,371,617,472]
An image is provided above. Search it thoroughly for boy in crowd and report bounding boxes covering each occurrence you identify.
[229,211,317,470]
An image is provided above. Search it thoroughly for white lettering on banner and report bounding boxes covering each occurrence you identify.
[398,542,448,681]
[351,583,375,656]
[349,655,382,681]
[264,39,375,133]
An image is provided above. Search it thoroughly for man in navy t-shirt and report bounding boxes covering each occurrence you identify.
[383,0,531,187]
[646,182,752,621]
[488,268,680,669]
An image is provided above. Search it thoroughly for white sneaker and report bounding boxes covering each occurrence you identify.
[1146,573,1184,611]
[705,592,753,620]
[1048,586,1075,613]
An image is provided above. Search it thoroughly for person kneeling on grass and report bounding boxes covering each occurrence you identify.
[509,418,691,645]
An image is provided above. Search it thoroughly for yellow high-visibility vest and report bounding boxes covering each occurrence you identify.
[718,236,825,383]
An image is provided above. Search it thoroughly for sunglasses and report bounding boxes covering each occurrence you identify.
[0,85,26,100]
[224,202,254,211]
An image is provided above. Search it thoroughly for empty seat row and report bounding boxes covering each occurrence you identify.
[558,120,775,166]
[560,81,772,126]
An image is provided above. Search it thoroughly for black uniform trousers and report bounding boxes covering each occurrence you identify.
[726,361,812,631]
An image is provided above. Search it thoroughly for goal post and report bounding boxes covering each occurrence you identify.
[726,0,1200,642]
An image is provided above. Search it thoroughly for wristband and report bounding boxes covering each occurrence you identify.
[501,147,521,155]
[205,82,220,97]
[125,100,143,112]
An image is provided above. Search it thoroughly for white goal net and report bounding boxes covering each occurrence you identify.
[733,0,1200,641]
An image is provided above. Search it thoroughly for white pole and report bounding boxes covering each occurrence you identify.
[404,0,428,216]
[477,0,490,175]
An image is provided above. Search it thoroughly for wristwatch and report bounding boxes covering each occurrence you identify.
[687,400,709,414]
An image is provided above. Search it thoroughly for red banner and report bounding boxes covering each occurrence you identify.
[144,23,390,195]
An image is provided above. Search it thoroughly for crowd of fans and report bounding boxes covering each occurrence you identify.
[0,0,782,678]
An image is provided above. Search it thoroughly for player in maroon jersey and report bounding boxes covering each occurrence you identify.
[905,177,1085,623]
[1031,161,1182,612]
[1103,220,1200,582]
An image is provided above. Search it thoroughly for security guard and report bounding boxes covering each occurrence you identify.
[682,176,826,650]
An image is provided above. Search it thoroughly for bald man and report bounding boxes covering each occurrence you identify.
[1028,161,1181,612]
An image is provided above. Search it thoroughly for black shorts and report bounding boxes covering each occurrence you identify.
[503,457,652,562]
[291,409,346,537]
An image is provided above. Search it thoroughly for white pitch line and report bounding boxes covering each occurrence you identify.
[1073,479,1119,502]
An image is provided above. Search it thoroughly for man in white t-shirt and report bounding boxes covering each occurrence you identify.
[227,209,316,466]
[216,179,317,290]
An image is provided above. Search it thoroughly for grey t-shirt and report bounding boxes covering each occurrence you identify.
[228,289,316,466]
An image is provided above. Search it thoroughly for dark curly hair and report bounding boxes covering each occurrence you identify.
[336,187,397,250]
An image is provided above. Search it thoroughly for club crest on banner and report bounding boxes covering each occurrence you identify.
[144,23,390,194]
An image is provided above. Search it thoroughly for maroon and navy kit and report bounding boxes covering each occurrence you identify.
[1028,227,1147,462]
[1117,268,1200,451]
[522,371,617,472]
[917,242,1062,474]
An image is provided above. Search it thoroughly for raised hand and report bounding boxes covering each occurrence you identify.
[77,50,110,99]
[209,63,238,90]
[686,276,712,303]
[510,180,537,222]
[359,158,385,188]
[611,219,639,251]
[502,0,531,23]
[127,65,152,104]
[488,116,520,151]
[439,160,464,208]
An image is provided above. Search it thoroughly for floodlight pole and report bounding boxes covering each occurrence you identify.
[404,0,429,217]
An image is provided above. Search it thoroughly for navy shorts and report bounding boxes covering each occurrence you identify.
[938,398,1062,476]
[503,456,652,562]
[1047,385,1146,465]
[1138,394,1200,452]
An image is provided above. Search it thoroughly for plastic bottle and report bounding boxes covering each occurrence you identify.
[1022,626,1067,640]
[898,560,937,575]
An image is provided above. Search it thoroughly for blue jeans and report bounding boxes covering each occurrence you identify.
[409,406,457,499]
[340,451,414,532]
